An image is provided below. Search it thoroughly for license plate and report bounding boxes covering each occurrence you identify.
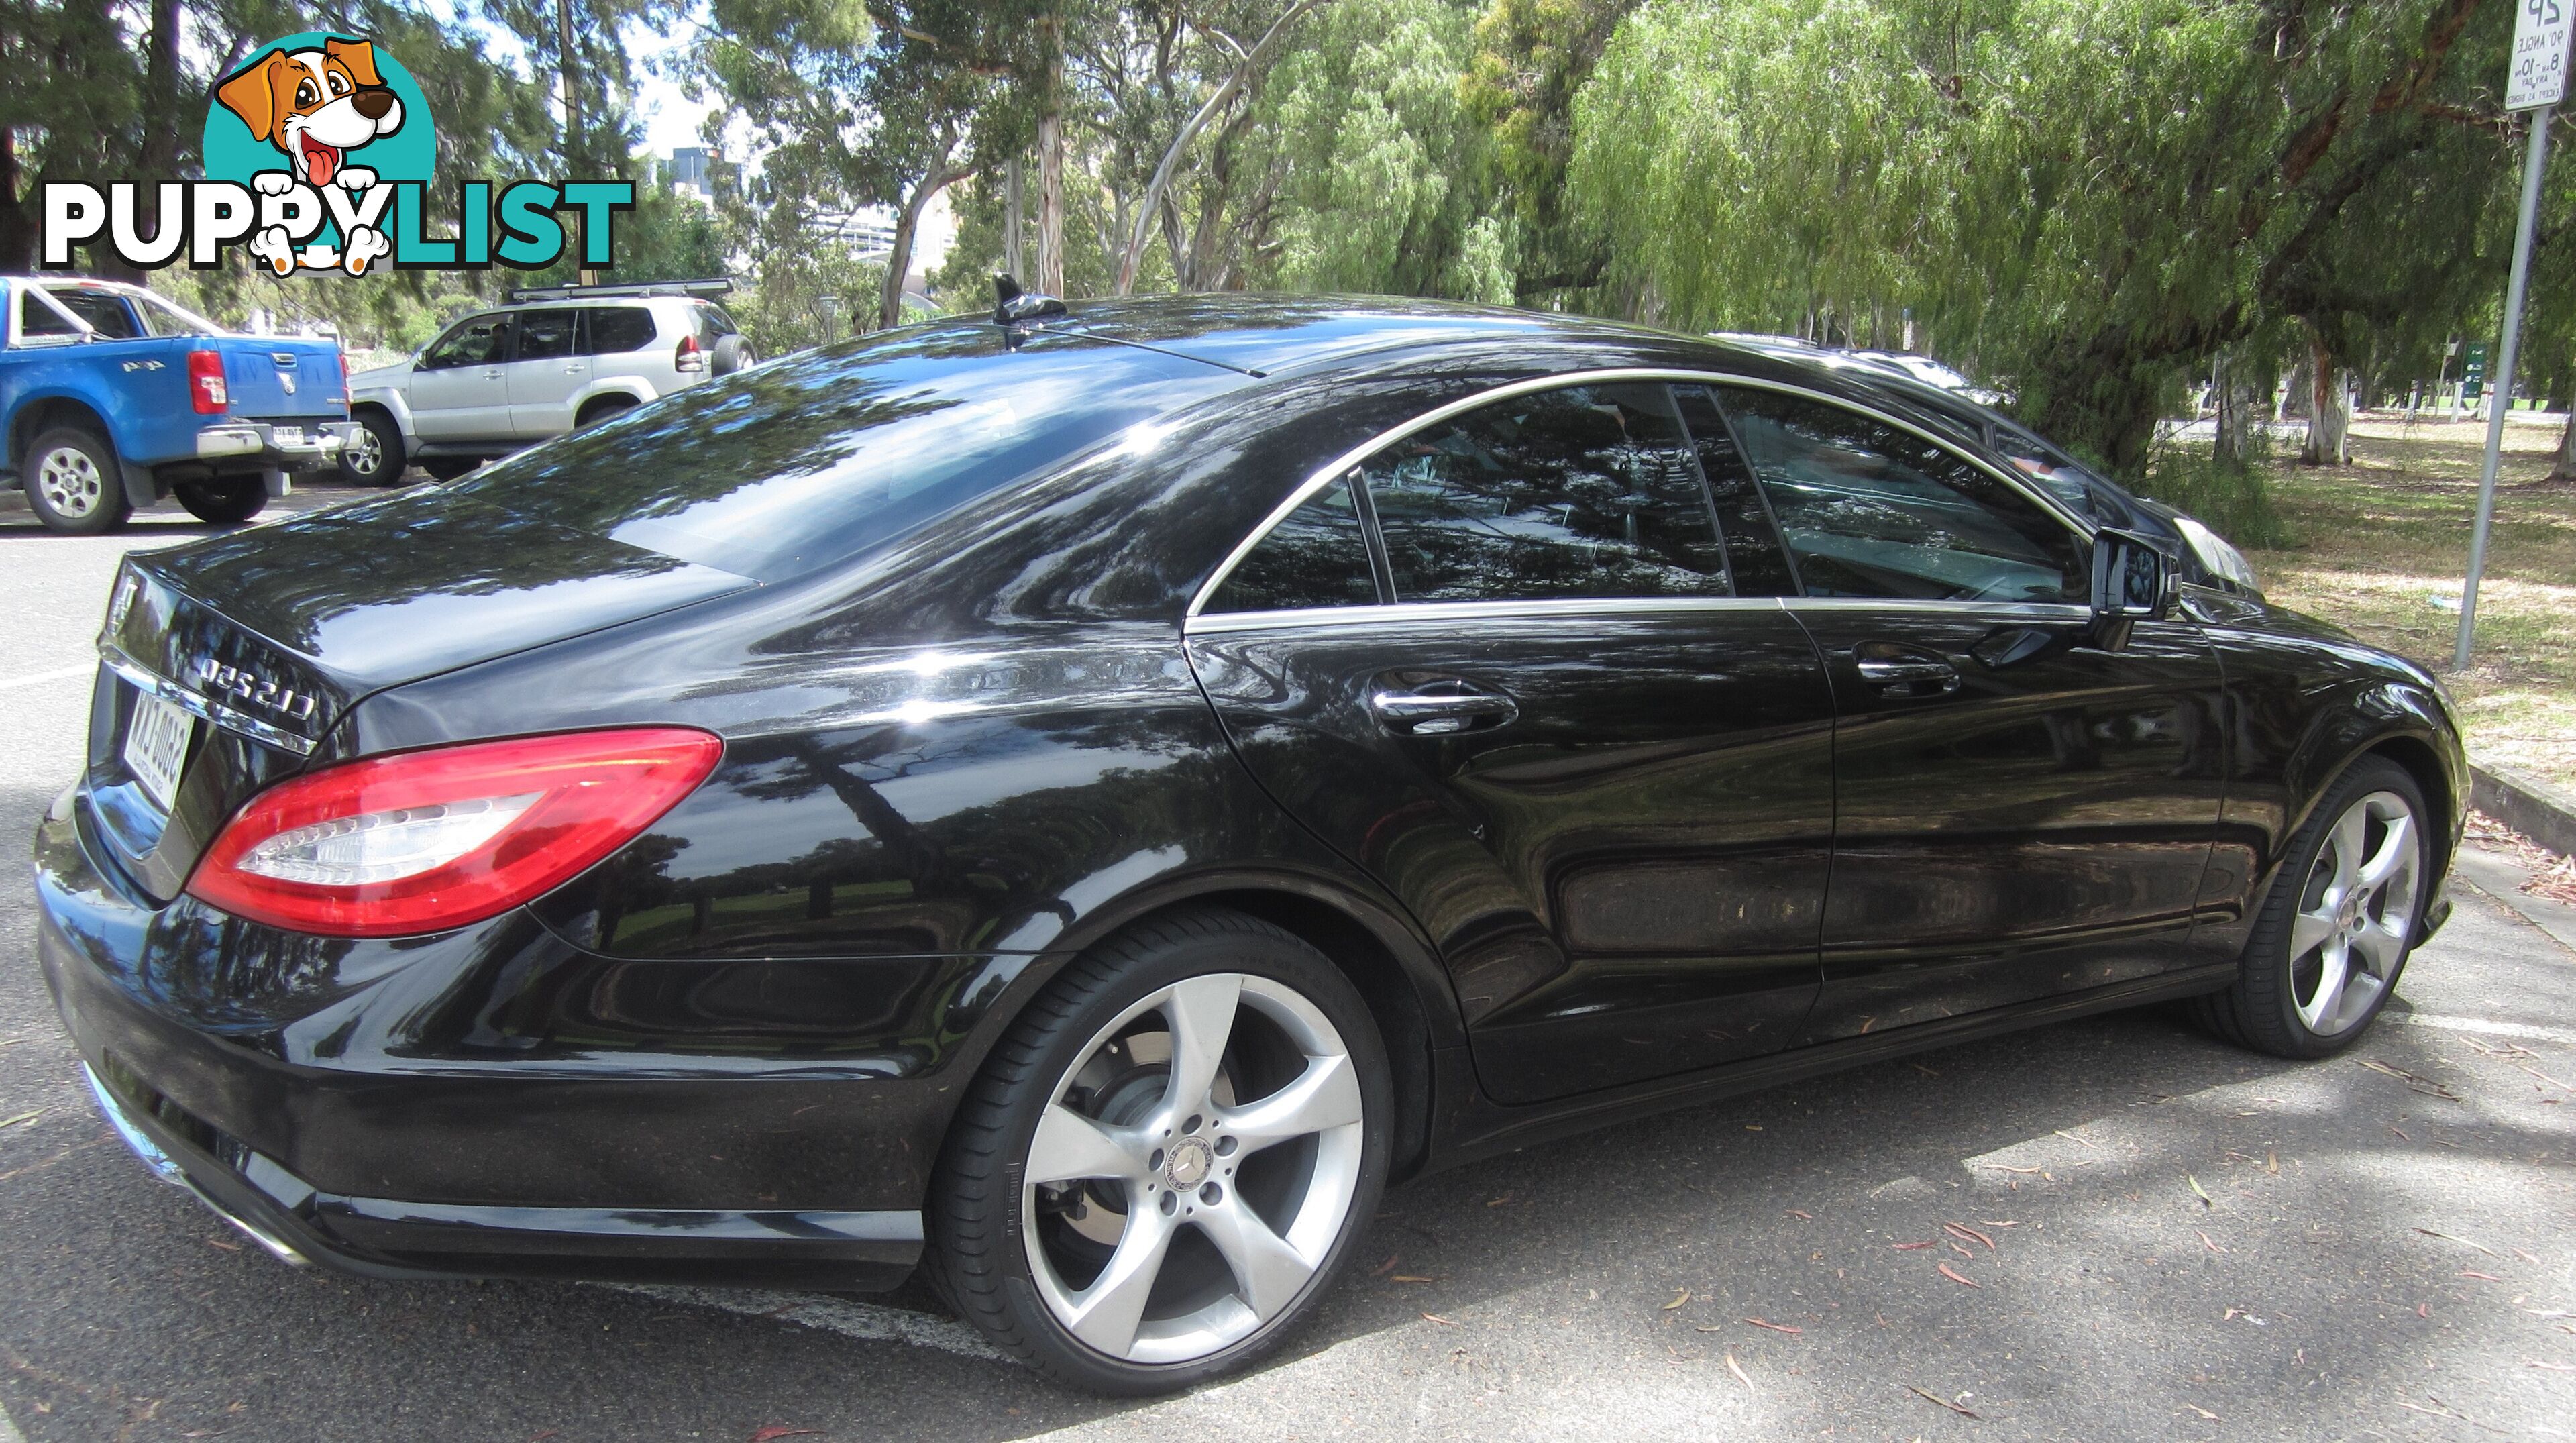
[122,692,195,810]
[271,426,305,447]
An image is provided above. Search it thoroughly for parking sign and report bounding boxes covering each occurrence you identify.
[2510,0,2573,110]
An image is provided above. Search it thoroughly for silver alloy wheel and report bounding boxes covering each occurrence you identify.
[348,425,384,476]
[1021,972,1366,1365]
[36,445,104,519]
[2290,789,2420,1034]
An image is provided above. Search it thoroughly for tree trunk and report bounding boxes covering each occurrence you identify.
[2214,355,2262,465]
[2302,335,2349,466]
[0,129,30,272]
[2551,411,2576,484]
[879,163,961,331]
[1003,157,1024,279]
[1034,16,1065,294]
[1116,0,1320,296]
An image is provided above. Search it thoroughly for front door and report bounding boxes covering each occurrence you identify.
[1709,384,2229,1040]
[407,312,513,441]
[1186,380,1837,1105]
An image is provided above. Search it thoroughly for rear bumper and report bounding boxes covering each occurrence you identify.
[34,796,938,1291]
[194,419,358,470]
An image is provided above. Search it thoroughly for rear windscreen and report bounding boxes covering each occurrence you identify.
[439,323,1244,581]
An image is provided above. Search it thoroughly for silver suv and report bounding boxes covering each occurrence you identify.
[343,280,752,483]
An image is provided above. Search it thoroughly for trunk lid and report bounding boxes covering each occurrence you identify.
[88,492,757,900]
[213,335,346,422]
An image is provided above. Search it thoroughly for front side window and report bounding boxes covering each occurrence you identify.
[1205,474,1379,614]
[1364,382,1729,603]
[1719,387,2088,604]
[424,315,509,369]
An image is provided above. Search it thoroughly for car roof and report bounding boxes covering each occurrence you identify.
[1036,295,1692,377]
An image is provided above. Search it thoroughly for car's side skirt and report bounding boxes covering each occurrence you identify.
[1424,961,2242,1174]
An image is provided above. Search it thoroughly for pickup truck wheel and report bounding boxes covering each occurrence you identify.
[341,411,406,486]
[174,476,268,525]
[24,427,130,536]
[422,457,481,482]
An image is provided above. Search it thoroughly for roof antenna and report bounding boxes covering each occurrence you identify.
[993,272,1067,326]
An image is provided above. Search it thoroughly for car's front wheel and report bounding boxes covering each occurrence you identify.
[340,410,406,485]
[930,910,1391,1394]
[2194,755,2431,1057]
[24,427,130,535]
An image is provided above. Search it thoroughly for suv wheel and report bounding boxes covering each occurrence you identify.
[174,476,267,525]
[931,909,1391,1394]
[712,335,754,375]
[341,411,406,485]
[24,427,131,535]
[2193,755,2430,1057]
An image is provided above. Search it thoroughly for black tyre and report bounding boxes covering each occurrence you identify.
[576,396,637,429]
[711,335,754,375]
[930,909,1392,1394]
[23,427,130,535]
[173,475,267,525]
[421,456,481,482]
[340,409,407,485]
[2192,755,2432,1058]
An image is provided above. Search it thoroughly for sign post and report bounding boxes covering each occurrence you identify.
[2459,0,2573,670]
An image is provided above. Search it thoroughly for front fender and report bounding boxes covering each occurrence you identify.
[350,385,414,437]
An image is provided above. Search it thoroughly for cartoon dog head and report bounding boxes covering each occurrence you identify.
[215,39,402,188]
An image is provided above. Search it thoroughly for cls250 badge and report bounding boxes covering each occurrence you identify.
[38,31,631,277]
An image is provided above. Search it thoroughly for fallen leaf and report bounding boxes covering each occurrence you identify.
[1742,1317,1803,1334]
[1744,1124,1764,1131]
[2528,1360,2576,1372]
[206,1237,239,1252]
[2186,1175,2214,1207]
[1725,1352,1758,1395]
[1945,1222,1996,1250]
[2461,1271,2504,1281]
[1907,1385,1980,1418]
[2199,1231,2226,1254]
[2186,1404,2220,1421]
[1937,1263,1980,1288]
[1979,1220,2022,1228]
[1892,1241,1937,1251]
[0,1110,40,1129]
[1421,1312,1456,1326]
[2359,1059,2461,1101]
[2054,1128,2101,1151]
[2390,1125,2411,1142]
[1487,1193,1512,1207]
[1911,1063,1940,1078]
[1786,1209,1813,1220]
[1391,1275,1437,1284]
[1370,1253,1400,1276]
[2416,1228,2498,1257]
[747,1429,823,1442]
[1951,1242,1975,1259]
[2265,1151,2279,1176]
[1663,1289,1692,1310]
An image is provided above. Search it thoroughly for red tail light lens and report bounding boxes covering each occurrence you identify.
[188,350,229,413]
[186,729,722,938]
[675,333,704,372]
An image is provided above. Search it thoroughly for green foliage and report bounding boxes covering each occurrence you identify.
[2137,437,2291,551]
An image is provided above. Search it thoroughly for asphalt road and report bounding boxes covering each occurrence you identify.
[2,486,2572,1442]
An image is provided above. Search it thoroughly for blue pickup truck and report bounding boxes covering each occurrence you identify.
[3,277,358,535]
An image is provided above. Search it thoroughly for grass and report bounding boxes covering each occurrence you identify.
[2234,413,2576,792]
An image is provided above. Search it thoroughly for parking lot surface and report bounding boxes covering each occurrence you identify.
[3,491,2571,1441]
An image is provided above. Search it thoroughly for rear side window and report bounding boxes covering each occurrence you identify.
[17,288,83,340]
[1364,382,1728,603]
[1205,474,1379,614]
[695,304,739,343]
[585,307,657,354]
[516,309,580,361]
[1672,386,1798,598]
[441,324,1244,582]
[48,290,139,338]
[1718,387,2088,604]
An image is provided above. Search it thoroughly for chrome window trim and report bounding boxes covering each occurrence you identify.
[1777,598,2093,620]
[100,647,318,757]
[1184,594,1787,637]
[1184,368,2100,620]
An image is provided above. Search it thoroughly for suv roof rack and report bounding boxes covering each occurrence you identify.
[503,277,735,305]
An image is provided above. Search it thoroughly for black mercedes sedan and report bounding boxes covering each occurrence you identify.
[35,295,2463,1393]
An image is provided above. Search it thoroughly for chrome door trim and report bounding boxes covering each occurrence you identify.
[1184,594,1790,637]
[1185,368,2100,621]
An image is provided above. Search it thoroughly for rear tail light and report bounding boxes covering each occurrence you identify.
[186,729,722,938]
[675,333,705,372]
[188,350,229,413]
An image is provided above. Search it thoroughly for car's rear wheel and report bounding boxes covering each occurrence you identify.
[174,475,266,525]
[24,427,129,535]
[340,410,406,485]
[930,910,1391,1394]
[2193,756,2430,1058]
[576,396,636,429]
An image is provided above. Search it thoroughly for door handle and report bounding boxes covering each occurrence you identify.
[563,364,586,374]
[1854,653,1959,698]
[1369,684,1517,735]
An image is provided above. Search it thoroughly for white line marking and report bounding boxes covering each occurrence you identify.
[0,663,93,691]
[594,1282,1006,1360]
[2390,1012,2576,1047]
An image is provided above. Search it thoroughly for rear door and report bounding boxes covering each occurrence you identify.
[1185,380,1837,1104]
[407,312,513,441]
[1709,384,2228,1040]
[506,307,584,436]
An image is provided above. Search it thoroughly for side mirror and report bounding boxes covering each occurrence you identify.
[2087,528,2171,651]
